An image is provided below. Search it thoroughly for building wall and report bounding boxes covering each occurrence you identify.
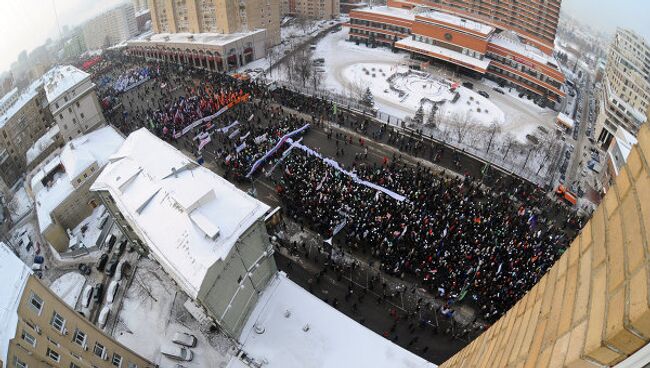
[281,0,340,20]
[440,122,650,367]
[50,80,105,142]
[198,220,277,337]
[411,19,490,54]
[7,276,154,368]
[83,3,138,50]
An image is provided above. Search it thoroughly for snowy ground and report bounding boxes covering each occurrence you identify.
[113,258,233,368]
[50,272,86,308]
[8,186,33,223]
[8,221,38,266]
[70,205,108,249]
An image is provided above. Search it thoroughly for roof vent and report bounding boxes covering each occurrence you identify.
[254,324,265,334]
[284,310,291,318]
[172,167,177,177]
[302,324,310,332]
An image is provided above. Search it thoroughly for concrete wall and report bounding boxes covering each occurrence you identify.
[52,83,105,142]
[441,122,650,367]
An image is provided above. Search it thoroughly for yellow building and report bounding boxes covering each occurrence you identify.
[0,243,154,368]
[149,0,281,47]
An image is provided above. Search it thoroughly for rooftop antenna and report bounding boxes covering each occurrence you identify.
[52,0,63,40]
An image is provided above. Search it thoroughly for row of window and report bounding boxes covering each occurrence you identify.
[349,18,409,35]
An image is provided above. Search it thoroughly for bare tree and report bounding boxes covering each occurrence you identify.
[348,76,368,102]
[295,15,314,35]
[311,70,322,92]
[451,113,473,143]
[501,134,517,159]
[485,121,501,153]
[267,46,280,77]
[293,49,312,87]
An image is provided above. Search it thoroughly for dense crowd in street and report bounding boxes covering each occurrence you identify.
[96,55,581,323]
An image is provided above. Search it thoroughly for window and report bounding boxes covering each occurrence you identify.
[93,342,106,358]
[127,364,138,368]
[50,311,65,333]
[80,112,84,119]
[76,101,80,108]
[68,108,72,113]
[112,353,123,367]
[13,356,27,368]
[47,348,60,362]
[29,292,43,314]
[55,102,59,109]
[21,330,36,347]
[73,329,86,346]
[70,363,81,368]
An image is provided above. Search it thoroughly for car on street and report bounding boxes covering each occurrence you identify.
[172,332,197,347]
[81,285,94,308]
[462,82,473,89]
[478,91,490,98]
[115,240,127,257]
[492,87,505,94]
[98,306,111,328]
[96,254,109,271]
[78,263,92,275]
[161,345,193,361]
[105,254,120,277]
[93,283,104,303]
[106,280,120,303]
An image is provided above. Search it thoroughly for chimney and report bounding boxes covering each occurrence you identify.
[172,167,177,177]
[69,142,75,150]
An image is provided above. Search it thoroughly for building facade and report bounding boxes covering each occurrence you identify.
[126,30,268,72]
[347,4,566,105]
[0,243,154,368]
[82,3,138,50]
[281,0,340,20]
[43,65,106,142]
[0,81,51,188]
[149,0,281,47]
[595,29,650,147]
[91,129,278,338]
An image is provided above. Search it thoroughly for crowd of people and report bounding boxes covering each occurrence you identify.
[97,56,581,323]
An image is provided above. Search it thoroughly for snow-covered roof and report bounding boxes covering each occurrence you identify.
[556,112,575,129]
[228,272,436,368]
[131,29,266,48]
[26,125,61,166]
[42,65,90,103]
[0,87,18,108]
[396,37,491,72]
[417,10,494,36]
[90,128,270,298]
[0,79,43,129]
[489,31,558,68]
[33,126,123,232]
[613,126,638,162]
[353,6,415,21]
[0,242,32,365]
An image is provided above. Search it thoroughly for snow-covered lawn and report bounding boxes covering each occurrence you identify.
[50,272,86,308]
[8,187,33,222]
[113,258,232,368]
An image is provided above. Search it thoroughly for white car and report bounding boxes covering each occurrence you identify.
[98,306,111,328]
[172,332,197,347]
[106,280,120,303]
[81,285,94,308]
[161,345,193,361]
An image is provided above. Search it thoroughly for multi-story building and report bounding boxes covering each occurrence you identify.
[132,0,148,13]
[0,242,155,368]
[91,128,278,338]
[29,126,124,253]
[149,0,281,47]
[595,29,650,147]
[0,80,51,188]
[43,65,105,142]
[347,1,566,106]
[82,3,138,50]
[281,0,340,20]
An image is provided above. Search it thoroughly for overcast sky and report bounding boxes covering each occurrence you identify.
[1,0,649,74]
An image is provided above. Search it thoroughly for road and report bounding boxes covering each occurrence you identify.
[565,75,592,189]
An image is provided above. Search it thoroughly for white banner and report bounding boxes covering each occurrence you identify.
[254,133,268,144]
[198,136,211,152]
[228,129,241,139]
[236,142,247,153]
[240,131,251,141]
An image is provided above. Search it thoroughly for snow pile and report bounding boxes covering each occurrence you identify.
[8,187,33,222]
[26,125,60,166]
[49,272,86,308]
[228,272,436,368]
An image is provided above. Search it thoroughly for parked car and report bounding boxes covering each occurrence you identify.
[115,240,127,257]
[114,260,130,281]
[172,332,197,347]
[478,91,490,98]
[105,254,120,277]
[161,346,193,361]
[78,263,92,275]
[462,82,474,90]
[106,280,120,303]
[493,87,505,94]
[104,234,116,252]
[96,254,108,271]
[98,306,111,328]
[93,283,104,303]
[81,285,94,308]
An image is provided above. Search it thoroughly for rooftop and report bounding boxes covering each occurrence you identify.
[26,125,61,166]
[42,65,91,103]
[556,112,575,129]
[489,31,558,68]
[90,128,270,298]
[0,79,43,129]
[130,29,266,48]
[396,37,491,72]
[353,5,415,21]
[228,272,436,368]
[0,242,32,364]
[0,87,18,108]
[417,10,494,36]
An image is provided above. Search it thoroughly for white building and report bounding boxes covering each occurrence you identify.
[83,3,138,50]
[227,272,436,368]
[43,65,105,142]
[91,128,277,338]
[0,242,31,366]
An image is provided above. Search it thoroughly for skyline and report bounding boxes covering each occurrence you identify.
[0,0,649,75]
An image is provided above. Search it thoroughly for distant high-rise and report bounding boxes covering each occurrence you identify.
[596,29,650,146]
[149,0,281,46]
[82,3,138,50]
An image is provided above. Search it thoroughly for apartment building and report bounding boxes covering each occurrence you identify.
[595,29,650,147]
[0,242,154,368]
[82,3,138,50]
[91,128,278,338]
[281,0,340,19]
[43,65,105,142]
[149,0,281,46]
[0,80,51,188]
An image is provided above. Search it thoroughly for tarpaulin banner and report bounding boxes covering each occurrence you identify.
[246,124,311,178]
